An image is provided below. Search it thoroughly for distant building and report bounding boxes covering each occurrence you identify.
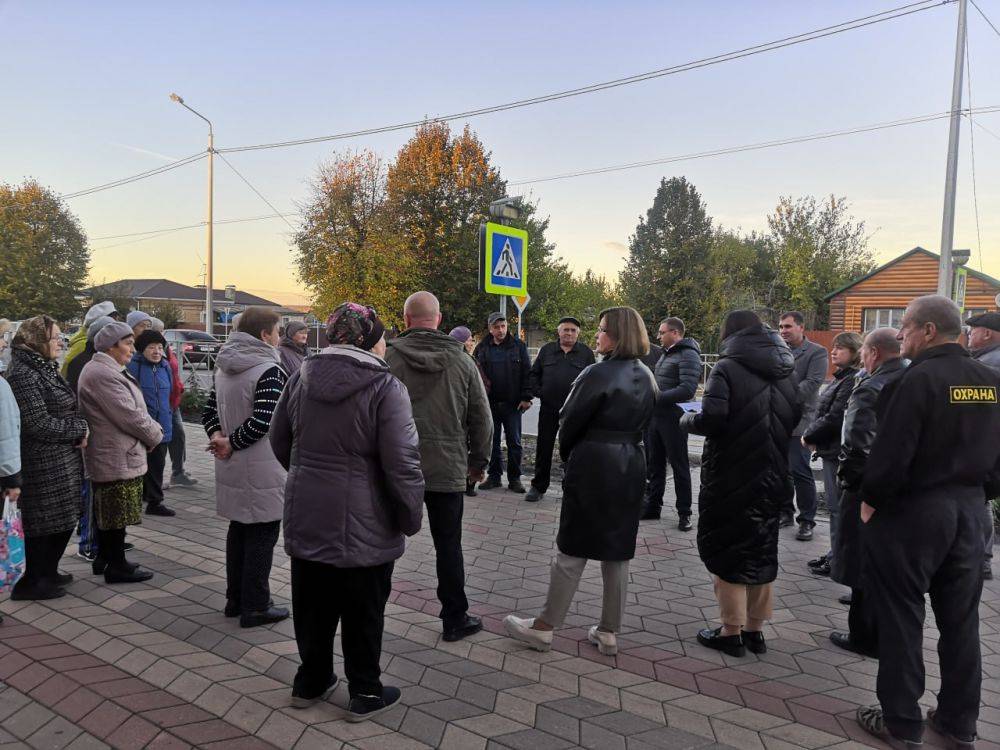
[85,279,306,333]
[824,247,1000,332]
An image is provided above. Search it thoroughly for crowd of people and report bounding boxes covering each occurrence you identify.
[1,293,998,743]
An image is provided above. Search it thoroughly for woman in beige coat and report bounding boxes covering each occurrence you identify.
[77,322,163,584]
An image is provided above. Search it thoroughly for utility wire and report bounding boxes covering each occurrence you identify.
[219,0,951,154]
[970,0,1000,37]
[965,35,985,271]
[509,105,1000,186]
[215,152,297,231]
[90,212,297,241]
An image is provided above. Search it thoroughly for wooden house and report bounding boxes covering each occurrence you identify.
[824,247,1000,333]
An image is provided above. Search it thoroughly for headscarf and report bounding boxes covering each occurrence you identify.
[12,315,55,357]
[326,303,385,351]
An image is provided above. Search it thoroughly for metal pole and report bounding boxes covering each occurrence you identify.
[937,0,968,297]
[206,131,215,336]
[500,295,507,317]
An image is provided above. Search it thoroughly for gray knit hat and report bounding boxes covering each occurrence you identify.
[126,310,152,329]
[95,321,135,353]
[86,316,116,342]
[84,301,116,327]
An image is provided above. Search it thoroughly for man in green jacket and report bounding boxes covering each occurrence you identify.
[386,291,493,642]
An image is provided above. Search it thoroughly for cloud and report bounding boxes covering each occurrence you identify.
[111,142,178,163]
[603,241,627,255]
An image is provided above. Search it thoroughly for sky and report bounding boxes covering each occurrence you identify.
[2,0,999,307]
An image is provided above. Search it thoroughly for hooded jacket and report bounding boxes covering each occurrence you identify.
[652,337,702,416]
[682,324,801,585]
[386,328,493,493]
[278,323,309,375]
[270,346,424,566]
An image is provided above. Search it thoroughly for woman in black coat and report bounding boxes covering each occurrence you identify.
[504,307,656,657]
[802,332,862,577]
[6,316,89,601]
[682,310,800,657]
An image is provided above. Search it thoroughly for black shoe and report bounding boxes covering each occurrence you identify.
[838,594,853,606]
[240,606,290,629]
[93,559,137,576]
[225,598,273,618]
[779,512,794,528]
[927,708,977,748]
[807,554,828,569]
[830,631,877,658]
[171,472,198,487]
[508,480,526,494]
[291,675,339,709]
[696,627,746,657]
[795,522,814,541]
[742,630,766,654]
[347,686,401,723]
[47,571,73,586]
[77,549,97,563]
[123,542,134,552]
[104,565,154,585]
[145,504,176,517]
[640,503,661,521]
[525,487,543,503]
[678,515,693,532]
[443,614,482,642]
[811,561,831,577]
[465,481,478,497]
[479,477,501,491]
[10,579,66,601]
[984,566,993,581]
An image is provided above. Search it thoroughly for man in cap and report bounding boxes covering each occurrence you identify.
[526,316,595,503]
[967,311,1000,581]
[474,312,532,493]
[855,295,1000,749]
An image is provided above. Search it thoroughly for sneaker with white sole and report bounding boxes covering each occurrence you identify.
[587,626,618,655]
[503,615,553,652]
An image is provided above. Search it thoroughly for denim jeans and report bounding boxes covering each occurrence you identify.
[786,438,817,526]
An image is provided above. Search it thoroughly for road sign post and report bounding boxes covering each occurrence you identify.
[512,294,530,339]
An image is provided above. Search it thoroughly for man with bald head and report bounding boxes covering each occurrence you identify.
[855,296,1000,748]
[385,292,493,642]
[828,327,905,659]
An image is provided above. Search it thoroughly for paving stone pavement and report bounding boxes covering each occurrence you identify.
[2,423,998,749]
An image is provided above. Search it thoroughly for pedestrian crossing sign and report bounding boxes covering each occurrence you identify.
[482,222,528,296]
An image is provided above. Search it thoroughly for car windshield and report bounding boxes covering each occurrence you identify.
[182,332,218,342]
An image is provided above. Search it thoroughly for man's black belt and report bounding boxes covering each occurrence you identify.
[583,429,643,444]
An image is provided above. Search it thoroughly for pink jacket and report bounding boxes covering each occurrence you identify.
[77,352,163,483]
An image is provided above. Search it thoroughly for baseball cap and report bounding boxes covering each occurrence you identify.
[488,312,507,326]
[558,316,582,328]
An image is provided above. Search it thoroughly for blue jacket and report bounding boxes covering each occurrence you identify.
[127,354,173,444]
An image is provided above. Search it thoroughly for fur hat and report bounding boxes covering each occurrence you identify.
[134,329,167,353]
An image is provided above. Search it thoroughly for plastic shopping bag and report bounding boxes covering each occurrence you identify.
[0,497,25,594]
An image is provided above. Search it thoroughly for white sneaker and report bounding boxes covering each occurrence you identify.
[588,626,618,656]
[503,615,553,652]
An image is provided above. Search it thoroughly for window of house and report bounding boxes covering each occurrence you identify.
[862,308,904,331]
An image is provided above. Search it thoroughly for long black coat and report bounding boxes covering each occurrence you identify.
[6,347,89,537]
[556,357,656,561]
[802,365,858,459]
[682,325,800,585]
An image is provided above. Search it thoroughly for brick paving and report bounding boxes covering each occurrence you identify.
[2,423,998,749]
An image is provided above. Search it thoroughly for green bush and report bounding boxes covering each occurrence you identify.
[180,384,208,423]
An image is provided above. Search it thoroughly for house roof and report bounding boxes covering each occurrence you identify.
[88,279,280,307]
[823,247,1000,301]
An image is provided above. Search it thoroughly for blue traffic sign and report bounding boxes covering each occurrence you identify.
[482,222,528,296]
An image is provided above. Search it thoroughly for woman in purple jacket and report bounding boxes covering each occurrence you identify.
[270,303,424,721]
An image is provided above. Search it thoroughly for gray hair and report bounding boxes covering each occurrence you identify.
[907,294,962,338]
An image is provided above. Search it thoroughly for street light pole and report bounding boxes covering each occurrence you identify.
[170,93,215,335]
[936,0,968,298]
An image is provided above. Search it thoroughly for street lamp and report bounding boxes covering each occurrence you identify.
[169,93,215,336]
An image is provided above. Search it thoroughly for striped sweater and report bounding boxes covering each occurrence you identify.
[202,365,287,450]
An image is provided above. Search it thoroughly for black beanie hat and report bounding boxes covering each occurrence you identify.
[134,329,167,354]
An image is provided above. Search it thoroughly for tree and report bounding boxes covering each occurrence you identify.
[148,301,184,329]
[619,177,714,341]
[767,195,876,327]
[292,149,414,330]
[0,180,90,321]
[88,279,137,318]
[530,262,621,341]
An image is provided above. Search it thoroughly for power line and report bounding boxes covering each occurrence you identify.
[971,117,1000,142]
[219,0,951,154]
[215,152,298,230]
[90,212,298,250]
[965,34,985,271]
[509,105,1000,186]
[970,0,1000,37]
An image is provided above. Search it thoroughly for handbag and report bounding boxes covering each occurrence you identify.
[0,497,25,593]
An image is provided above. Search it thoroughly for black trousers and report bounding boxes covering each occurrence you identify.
[96,528,128,567]
[143,443,169,508]
[866,490,985,741]
[225,520,280,614]
[531,408,560,493]
[488,402,523,481]
[168,408,186,476]
[14,530,72,590]
[644,411,693,515]
[425,491,469,627]
[291,557,393,699]
[847,586,878,654]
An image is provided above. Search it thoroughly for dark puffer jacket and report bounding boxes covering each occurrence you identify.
[556,357,657,561]
[802,365,858,459]
[681,325,800,585]
[653,337,701,415]
[269,346,424,567]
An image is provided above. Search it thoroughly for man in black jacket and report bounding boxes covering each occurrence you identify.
[827,327,905,658]
[475,312,532,493]
[855,296,1000,749]
[642,318,701,526]
[526,317,595,503]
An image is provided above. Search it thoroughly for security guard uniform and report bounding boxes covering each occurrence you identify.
[861,342,1000,742]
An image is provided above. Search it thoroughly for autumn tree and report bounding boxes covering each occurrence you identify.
[0,180,90,321]
[292,150,413,329]
[88,279,137,317]
[148,301,184,328]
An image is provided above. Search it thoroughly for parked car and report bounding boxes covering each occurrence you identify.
[164,329,221,367]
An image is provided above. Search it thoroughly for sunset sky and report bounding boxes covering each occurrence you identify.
[3,0,999,306]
